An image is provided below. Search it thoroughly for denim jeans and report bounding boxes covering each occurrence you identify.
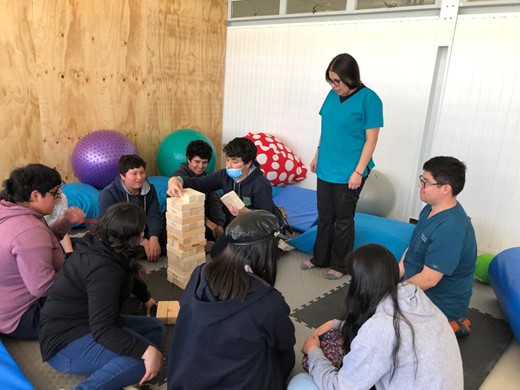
[47,315,164,390]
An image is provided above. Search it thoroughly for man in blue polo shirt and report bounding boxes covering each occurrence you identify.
[399,156,477,337]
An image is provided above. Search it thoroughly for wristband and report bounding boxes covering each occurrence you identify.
[354,170,363,176]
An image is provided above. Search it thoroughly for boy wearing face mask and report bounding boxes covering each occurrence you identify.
[167,137,280,227]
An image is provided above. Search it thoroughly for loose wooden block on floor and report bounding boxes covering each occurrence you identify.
[156,301,180,325]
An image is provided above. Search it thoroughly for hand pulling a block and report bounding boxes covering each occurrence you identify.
[167,177,184,197]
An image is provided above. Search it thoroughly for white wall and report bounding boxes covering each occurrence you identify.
[222,12,520,254]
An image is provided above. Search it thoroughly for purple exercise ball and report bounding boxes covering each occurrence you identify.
[72,130,138,189]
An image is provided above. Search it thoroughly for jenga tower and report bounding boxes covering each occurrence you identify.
[166,188,206,289]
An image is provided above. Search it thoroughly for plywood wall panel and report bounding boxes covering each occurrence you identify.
[147,0,226,171]
[0,2,42,173]
[0,0,226,181]
[32,0,148,181]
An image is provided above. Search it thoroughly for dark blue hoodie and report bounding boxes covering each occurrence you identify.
[178,161,283,226]
[98,176,162,239]
[167,264,295,390]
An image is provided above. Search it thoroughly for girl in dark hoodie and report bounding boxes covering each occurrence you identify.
[167,210,295,390]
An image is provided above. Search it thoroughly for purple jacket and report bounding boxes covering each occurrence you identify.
[0,200,72,334]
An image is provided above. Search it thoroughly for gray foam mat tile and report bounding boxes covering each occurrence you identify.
[469,280,505,320]
[275,250,349,310]
[1,337,86,390]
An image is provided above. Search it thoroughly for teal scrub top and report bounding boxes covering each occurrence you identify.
[317,87,383,184]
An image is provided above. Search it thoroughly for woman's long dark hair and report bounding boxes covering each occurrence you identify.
[0,164,62,202]
[89,203,146,261]
[205,237,280,301]
[341,244,416,380]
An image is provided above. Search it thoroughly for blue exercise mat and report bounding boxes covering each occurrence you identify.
[148,176,170,213]
[489,247,520,343]
[63,183,100,226]
[273,186,318,232]
[288,213,415,260]
[0,340,34,389]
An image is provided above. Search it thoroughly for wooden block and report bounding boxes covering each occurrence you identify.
[167,199,205,212]
[168,267,192,280]
[166,207,205,219]
[166,301,180,325]
[167,268,189,289]
[170,227,206,244]
[168,258,198,272]
[170,277,188,290]
[156,301,169,324]
[168,250,206,263]
[167,235,206,249]
[166,243,204,257]
[166,213,205,225]
[156,300,180,324]
[166,220,205,235]
[180,188,206,203]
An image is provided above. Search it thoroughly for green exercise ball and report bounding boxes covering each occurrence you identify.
[475,253,495,284]
[157,129,217,176]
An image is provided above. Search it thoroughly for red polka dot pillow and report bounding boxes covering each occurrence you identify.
[245,132,308,186]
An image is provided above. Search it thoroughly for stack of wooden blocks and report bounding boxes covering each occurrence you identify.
[166,188,206,289]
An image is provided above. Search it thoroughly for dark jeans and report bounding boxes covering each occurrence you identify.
[312,177,366,273]
[5,297,46,340]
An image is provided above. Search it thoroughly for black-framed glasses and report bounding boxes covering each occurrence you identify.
[48,182,65,199]
[419,175,447,189]
[327,78,341,87]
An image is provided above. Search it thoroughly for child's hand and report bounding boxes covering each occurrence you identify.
[302,334,320,354]
[314,320,335,337]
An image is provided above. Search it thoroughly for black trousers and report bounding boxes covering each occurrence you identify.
[312,177,366,273]
[3,297,46,340]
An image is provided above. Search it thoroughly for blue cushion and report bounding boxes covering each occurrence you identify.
[63,183,100,221]
[287,225,317,255]
[271,186,286,198]
[273,186,318,232]
[489,247,520,343]
[0,341,34,389]
[148,176,170,213]
[287,213,415,260]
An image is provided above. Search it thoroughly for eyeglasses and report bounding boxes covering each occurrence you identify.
[327,78,342,87]
[418,175,447,189]
[48,183,65,200]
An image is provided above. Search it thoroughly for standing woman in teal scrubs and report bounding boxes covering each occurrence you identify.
[301,53,384,280]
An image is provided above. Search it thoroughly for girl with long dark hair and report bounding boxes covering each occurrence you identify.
[39,203,164,389]
[290,244,463,390]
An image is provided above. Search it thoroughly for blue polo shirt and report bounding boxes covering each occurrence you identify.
[317,87,383,184]
[404,203,477,320]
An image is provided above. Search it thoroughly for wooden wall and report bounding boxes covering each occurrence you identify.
[0,0,227,182]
